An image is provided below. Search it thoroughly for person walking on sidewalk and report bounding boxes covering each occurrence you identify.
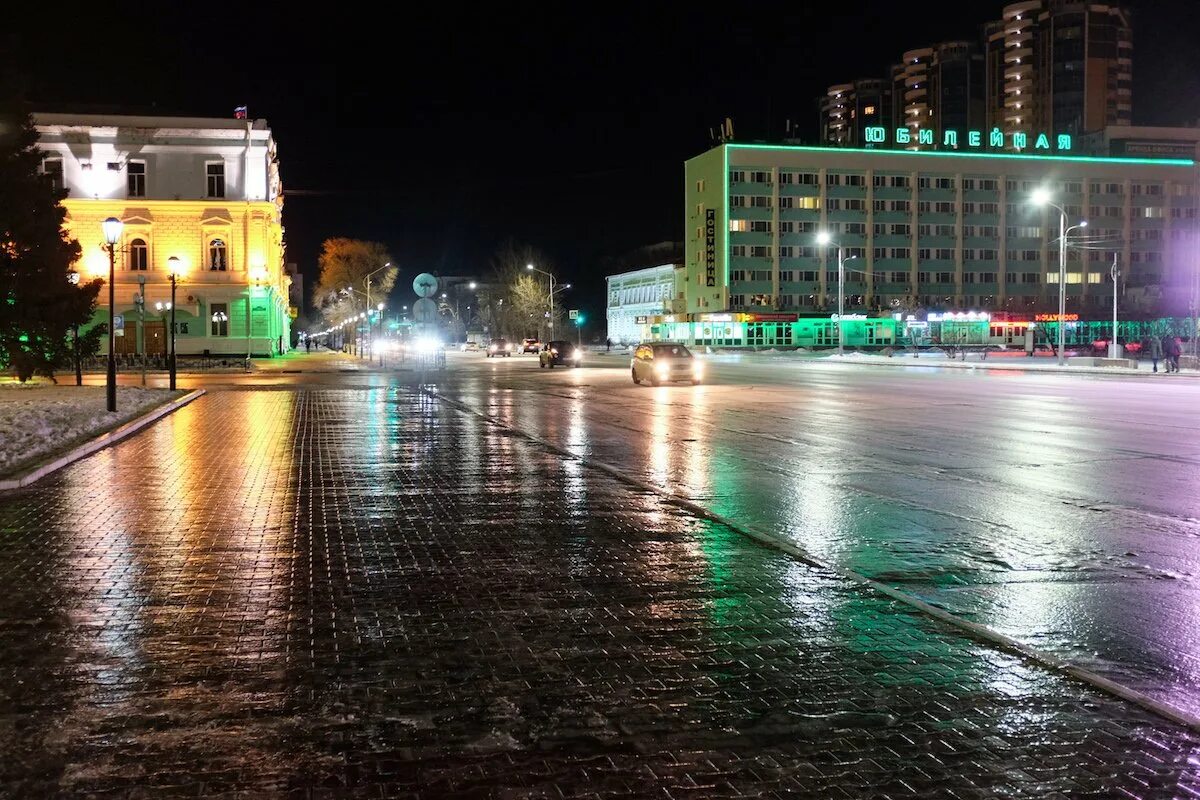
[1168,335,1183,373]
[1150,335,1163,372]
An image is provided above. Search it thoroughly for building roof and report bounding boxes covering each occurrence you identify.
[33,112,271,134]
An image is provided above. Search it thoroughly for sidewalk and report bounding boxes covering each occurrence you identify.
[250,348,408,373]
[0,387,1197,795]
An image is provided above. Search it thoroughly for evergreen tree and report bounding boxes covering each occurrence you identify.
[0,97,100,381]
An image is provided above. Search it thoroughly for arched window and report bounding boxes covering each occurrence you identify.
[129,238,148,271]
[209,238,227,271]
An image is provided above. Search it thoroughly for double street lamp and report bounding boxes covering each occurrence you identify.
[526,264,571,341]
[816,231,861,357]
[1031,189,1088,366]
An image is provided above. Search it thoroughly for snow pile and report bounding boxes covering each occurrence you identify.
[0,384,180,477]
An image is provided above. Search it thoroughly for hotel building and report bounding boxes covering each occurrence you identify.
[34,113,292,357]
[667,141,1197,348]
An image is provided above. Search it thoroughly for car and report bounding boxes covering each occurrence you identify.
[486,338,513,357]
[459,341,481,352]
[631,342,703,385]
[521,338,540,354]
[539,340,583,368]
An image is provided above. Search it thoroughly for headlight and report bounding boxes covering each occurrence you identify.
[550,348,558,356]
[489,345,497,351]
[572,350,582,360]
[505,343,513,351]
[692,361,703,377]
[655,364,670,378]
[415,337,439,354]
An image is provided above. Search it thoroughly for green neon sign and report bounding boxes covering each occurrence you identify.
[723,142,1193,167]
[863,126,1072,153]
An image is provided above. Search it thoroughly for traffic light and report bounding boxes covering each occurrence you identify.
[575,313,585,326]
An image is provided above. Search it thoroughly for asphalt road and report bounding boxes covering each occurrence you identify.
[430,348,1200,720]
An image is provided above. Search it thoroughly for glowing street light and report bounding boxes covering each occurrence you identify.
[100,217,123,412]
[815,231,860,357]
[1031,188,1086,366]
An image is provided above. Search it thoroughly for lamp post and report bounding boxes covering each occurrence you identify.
[167,256,182,390]
[526,264,557,341]
[816,231,861,357]
[364,262,391,361]
[1110,256,1121,360]
[101,217,123,412]
[376,302,386,365]
[1032,189,1087,367]
[67,270,82,386]
[135,275,146,387]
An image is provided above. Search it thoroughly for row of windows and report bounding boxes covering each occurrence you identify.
[41,158,226,198]
[727,172,1188,196]
[728,196,1187,217]
[729,271,1113,288]
[609,283,672,305]
[731,222,1195,242]
[728,245,1162,263]
[118,237,228,271]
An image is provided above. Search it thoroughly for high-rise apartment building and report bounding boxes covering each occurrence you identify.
[819,80,892,147]
[985,1,1132,138]
[892,42,985,142]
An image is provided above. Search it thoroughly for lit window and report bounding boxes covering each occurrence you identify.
[209,238,227,271]
[729,220,748,232]
[1066,273,1083,284]
[863,105,876,115]
[128,238,148,271]
[1087,273,1103,284]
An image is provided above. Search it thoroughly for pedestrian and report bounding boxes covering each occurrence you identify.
[305,337,312,354]
[1169,336,1183,373]
[606,338,612,352]
[1149,335,1163,373]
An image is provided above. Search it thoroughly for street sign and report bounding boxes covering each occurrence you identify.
[413,273,439,299]
[568,309,579,320]
[413,297,438,323]
[113,314,124,332]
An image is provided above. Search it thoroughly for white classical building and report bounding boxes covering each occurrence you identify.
[34,113,291,357]
[605,264,683,345]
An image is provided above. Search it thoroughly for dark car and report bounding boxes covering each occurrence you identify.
[486,338,513,357]
[539,340,582,368]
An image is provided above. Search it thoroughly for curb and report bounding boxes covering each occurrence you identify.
[424,386,1200,734]
[785,356,1200,378]
[0,389,207,491]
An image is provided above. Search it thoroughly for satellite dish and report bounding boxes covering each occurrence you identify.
[413,297,438,323]
[413,273,439,298]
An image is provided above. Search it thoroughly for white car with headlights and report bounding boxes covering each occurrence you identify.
[631,343,702,386]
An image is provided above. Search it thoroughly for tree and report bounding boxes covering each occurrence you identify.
[0,97,100,381]
[486,240,564,340]
[313,238,396,325]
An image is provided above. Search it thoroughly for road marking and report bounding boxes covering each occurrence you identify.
[424,385,1200,734]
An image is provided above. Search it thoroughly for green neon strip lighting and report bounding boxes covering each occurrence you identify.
[723,145,729,290]
[725,143,1194,167]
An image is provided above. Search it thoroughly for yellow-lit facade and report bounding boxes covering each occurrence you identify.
[35,113,292,357]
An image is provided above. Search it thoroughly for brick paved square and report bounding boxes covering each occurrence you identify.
[0,386,1198,797]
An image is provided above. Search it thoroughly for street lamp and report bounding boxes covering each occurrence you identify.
[67,270,82,386]
[1032,189,1086,366]
[1110,256,1122,360]
[101,217,123,411]
[527,263,558,340]
[167,256,183,389]
[816,230,861,357]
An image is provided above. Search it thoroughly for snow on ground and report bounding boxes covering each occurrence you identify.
[0,383,181,477]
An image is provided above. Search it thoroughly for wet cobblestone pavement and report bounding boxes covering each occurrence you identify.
[2,385,1200,797]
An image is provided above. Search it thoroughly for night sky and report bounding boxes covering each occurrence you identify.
[5,1,1199,319]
